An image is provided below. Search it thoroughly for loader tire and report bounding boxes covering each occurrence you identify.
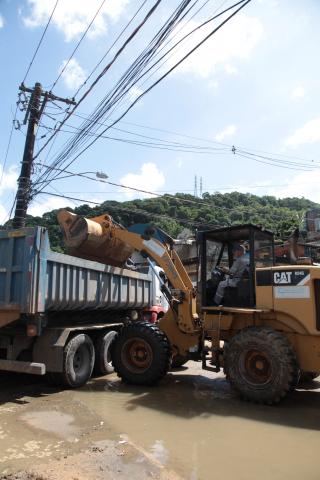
[112,322,171,385]
[224,326,299,405]
[50,334,95,388]
[94,330,117,376]
[171,355,188,369]
[299,371,319,383]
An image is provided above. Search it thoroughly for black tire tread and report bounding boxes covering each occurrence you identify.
[51,334,95,388]
[94,330,117,376]
[171,355,188,369]
[299,371,319,383]
[224,326,300,405]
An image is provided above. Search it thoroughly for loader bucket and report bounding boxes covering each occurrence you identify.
[57,210,134,267]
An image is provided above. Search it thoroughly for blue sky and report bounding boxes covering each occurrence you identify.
[0,0,320,223]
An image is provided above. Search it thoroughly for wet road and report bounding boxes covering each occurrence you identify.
[0,363,319,479]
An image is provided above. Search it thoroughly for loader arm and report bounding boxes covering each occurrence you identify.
[57,210,199,336]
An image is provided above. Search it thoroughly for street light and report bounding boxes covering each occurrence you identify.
[96,171,109,179]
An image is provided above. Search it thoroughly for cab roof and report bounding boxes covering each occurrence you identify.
[197,224,274,243]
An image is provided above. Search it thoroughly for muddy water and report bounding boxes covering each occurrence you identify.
[0,365,320,479]
[78,363,320,480]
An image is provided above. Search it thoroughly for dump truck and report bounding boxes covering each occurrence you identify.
[58,210,320,404]
[0,225,164,387]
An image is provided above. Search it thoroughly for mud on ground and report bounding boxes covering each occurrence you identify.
[0,364,320,480]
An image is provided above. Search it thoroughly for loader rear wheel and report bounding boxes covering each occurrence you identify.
[224,327,299,404]
[112,322,171,385]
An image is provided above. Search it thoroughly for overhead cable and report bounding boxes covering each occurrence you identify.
[22,0,60,83]
[34,0,252,192]
[33,0,164,162]
[50,0,107,91]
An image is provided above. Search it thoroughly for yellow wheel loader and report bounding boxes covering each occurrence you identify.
[58,211,320,404]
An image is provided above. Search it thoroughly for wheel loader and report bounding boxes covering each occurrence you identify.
[58,210,320,404]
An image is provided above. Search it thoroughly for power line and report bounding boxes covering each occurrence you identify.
[35,0,252,191]
[31,162,302,220]
[33,0,164,162]
[22,0,60,83]
[1,114,16,187]
[117,119,320,165]
[49,109,320,168]
[73,0,150,98]
[50,0,108,91]
[35,0,200,181]
[37,120,319,173]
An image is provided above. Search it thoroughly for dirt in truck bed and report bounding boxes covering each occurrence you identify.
[0,365,319,480]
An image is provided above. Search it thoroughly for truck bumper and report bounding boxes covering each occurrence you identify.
[0,359,46,375]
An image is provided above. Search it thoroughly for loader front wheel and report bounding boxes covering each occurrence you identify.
[112,322,171,385]
[299,371,319,383]
[224,327,299,404]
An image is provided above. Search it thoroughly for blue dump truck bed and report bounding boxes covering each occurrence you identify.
[0,227,152,328]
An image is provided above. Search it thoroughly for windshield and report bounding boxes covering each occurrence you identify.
[254,232,273,267]
[205,240,221,280]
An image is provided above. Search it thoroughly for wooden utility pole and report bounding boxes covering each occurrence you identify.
[13,83,42,229]
[12,83,76,229]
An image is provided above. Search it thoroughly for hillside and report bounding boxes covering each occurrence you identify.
[9,191,319,252]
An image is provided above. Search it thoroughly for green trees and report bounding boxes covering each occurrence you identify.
[3,191,317,251]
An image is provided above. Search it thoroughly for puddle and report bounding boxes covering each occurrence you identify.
[0,365,319,479]
[21,411,78,440]
[76,363,320,480]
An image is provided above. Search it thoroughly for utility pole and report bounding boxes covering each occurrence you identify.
[12,83,76,229]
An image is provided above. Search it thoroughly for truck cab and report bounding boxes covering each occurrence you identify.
[198,224,274,308]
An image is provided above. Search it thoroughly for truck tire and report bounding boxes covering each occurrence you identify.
[224,326,300,404]
[51,334,95,388]
[113,322,171,385]
[171,355,188,369]
[94,330,117,376]
[299,371,319,383]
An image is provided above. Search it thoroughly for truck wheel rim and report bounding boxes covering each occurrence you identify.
[121,338,153,373]
[73,345,89,373]
[241,349,272,385]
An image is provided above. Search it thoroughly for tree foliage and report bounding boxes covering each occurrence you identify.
[4,192,318,251]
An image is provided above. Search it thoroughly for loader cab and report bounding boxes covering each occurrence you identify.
[198,224,274,308]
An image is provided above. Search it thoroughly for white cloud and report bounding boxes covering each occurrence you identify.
[0,14,4,28]
[23,0,129,42]
[291,85,305,100]
[172,14,263,79]
[59,58,86,90]
[0,166,19,224]
[0,166,19,196]
[176,158,183,168]
[224,64,238,75]
[128,86,143,102]
[215,125,237,142]
[285,118,320,148]
[265,170,320,203]
[120,163,165,199]
[28,196,79,217]
[208,80,219,90]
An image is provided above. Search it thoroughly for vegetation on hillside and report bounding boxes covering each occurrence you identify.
[6,192,318,252]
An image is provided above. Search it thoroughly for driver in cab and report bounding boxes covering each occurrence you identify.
[214,243,249,305]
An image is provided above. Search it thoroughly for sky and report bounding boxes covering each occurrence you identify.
[0,0,320,224]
